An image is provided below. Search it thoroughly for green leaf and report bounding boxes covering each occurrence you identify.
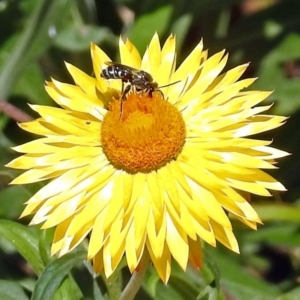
[129,5,173,52]
[170,13,192,52]
[144,263,205,300]
[0,172,12,190]
[277,286,300,300]
[252,203,300,223]
[202,247,221,290]
[31,250,86,300]
[254,33,300,115]
[13,63,53,106]
[0,280,29,300]
[38,229,54,266]
[244,223,300,247]
[0,0,71,99]
[0,132,14,160]
[92,278,106,300]
[197,248,221,300]
[209,248,280,300]
[223,0,300,55]
[0,185,31,219]
[54,25,113,52]
[144,268,187,300]
[52,275,83,300]
[197,285,219,300]
[0,220,44,274]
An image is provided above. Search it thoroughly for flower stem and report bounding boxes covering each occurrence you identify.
[0,100,33,122]
[120,251,150,300]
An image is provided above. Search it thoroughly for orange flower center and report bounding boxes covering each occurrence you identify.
[101,92,186,173]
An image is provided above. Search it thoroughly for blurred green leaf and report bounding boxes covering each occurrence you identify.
[0,280,29,300]
[0,0,71,99]
[144,262,219,300]
[0,131,14,151]
[197,285,219,300]
[252,203,300,223]
[0,172,12,190]
[144,278,185,300]
[52,275,83,300]
[144,267,188,300]
[202,247,221,290]
[0,220,44,274]
[223,0,300,57]
[54,25,114,52]
[197,248,221,299]
[0,185,31,219]
[170,13,192,52]
[264,20,283,39]
[169,272,202,300]
[129,5,173,52]
[244,223,300,248]
[210,248,280,300]
[38,229,54,266]
[13,63,52,106]
[255,33,300,115]
[92,279,106,300]
[31,250,85,300]
[277,286,300,300]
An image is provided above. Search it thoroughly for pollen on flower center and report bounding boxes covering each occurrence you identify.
[101,92,186,173]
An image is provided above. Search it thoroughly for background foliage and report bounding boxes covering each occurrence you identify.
[1,0,300,299]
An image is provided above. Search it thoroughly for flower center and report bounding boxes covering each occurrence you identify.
[101,91,186,173]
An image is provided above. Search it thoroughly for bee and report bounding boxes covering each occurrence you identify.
[100,62,180,118]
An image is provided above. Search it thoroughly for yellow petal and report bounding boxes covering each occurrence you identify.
[166,214,189,270]
[211,219,239,253]
[148,243,171,283]
[119,37,141,68]
[142,32,161,74]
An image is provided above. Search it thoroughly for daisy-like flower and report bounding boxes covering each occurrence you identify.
[7,33,288,283]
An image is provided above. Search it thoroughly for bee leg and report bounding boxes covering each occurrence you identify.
[119,84,131,120]
[155,89,164,99]
[149,88,164,99]
[121,81,124,94]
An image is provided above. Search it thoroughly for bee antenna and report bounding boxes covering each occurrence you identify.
[158,80,181,89]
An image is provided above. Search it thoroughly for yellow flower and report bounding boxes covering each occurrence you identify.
[7,33,288,283]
